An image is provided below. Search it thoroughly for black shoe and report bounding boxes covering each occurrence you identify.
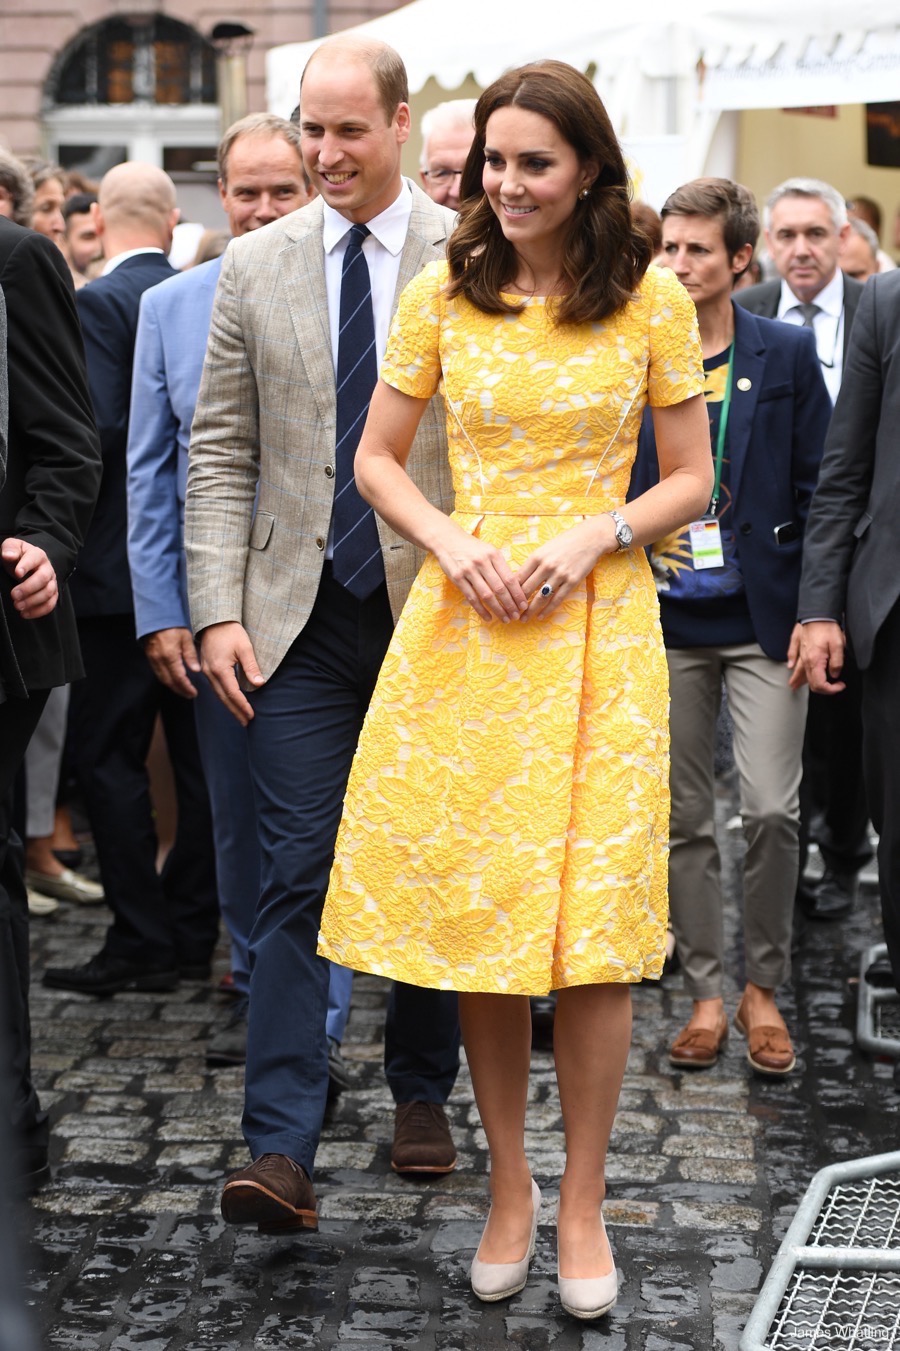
[207,1000,248,1067]
[42,951,179,996]
[797,868,858,922]
[178,961,213,982]
[327,1036,352,1100]
[530,994,556,1049]
[14,1151,51,1197]
[865,956,899,990]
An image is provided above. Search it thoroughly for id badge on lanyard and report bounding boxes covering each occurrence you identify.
[688,344,733,571]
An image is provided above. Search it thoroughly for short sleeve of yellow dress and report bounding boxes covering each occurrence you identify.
[319,260,704,995]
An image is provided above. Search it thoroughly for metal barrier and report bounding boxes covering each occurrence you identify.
[856,944,900,1060]
[740,1152,900,1351]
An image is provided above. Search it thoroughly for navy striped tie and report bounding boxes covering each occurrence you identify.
[332,223,385,600]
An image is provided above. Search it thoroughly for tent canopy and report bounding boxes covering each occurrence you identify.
[267,0,900,117]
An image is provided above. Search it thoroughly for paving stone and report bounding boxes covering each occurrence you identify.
[22,780,900,1349]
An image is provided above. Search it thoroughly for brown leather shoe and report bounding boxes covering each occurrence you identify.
[669,1012,728,1069]
[734,1001,796,1075]
[391,1102,457,1175]
[221,1154,318,1232]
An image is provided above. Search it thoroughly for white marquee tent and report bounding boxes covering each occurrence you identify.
[267,0,900,204]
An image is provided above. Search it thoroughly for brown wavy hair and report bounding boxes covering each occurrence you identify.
[446,61,650,325]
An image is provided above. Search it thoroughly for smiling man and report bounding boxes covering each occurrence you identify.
[185,36,461,1234]
[123,114,317,1068]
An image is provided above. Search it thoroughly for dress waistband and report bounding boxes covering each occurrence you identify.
[454,493,617,516]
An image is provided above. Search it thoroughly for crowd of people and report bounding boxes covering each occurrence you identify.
[2,33,900,1323]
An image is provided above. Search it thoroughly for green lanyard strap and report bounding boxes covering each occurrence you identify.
[709,343,734,517]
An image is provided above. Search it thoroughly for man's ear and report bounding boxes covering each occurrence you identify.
[90,200,104,238]
[395,101,411,147]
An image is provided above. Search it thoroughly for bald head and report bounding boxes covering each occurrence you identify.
[97,162,179,258]
[301,35,408,124]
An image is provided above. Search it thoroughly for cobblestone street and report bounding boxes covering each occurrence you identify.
[19,782,900,1350]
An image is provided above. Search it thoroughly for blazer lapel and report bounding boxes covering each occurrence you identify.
[727,303,765,510]
[280,209,336,426]
[393,184,453,306]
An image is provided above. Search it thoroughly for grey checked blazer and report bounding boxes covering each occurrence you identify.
[185,184,456,679]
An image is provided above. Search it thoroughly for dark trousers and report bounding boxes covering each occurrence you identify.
[242,567,460,1179]
[69,615,218,968]
[798,642,871,879]
[861,599,900,990]
[1,690,50,1167]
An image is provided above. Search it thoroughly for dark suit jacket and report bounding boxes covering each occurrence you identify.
[0,217,101,699]
[73,252,177,618]
[630,300,832,662]
[735,273,864,363]
[797,270,900,669]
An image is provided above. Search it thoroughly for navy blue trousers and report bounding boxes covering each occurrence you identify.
[242,567,460,1177]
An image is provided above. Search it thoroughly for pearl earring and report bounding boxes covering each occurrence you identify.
[578,187,590,201]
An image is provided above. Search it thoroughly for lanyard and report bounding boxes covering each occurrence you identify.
[709,344,734,516]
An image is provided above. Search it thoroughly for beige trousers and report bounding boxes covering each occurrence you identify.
[666,643,808,1000]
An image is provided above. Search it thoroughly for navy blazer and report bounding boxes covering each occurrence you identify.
[629,300,832,662]
[72,252,177,618]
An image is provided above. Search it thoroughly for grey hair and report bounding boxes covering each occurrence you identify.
[419,98,477,169]
[0,147,35,226]
[765,177,847,232]
[848,215,878,258]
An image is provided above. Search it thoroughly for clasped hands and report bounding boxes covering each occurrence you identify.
[433,516,618,624]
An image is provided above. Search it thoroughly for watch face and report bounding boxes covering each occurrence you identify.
[618,521,633,547]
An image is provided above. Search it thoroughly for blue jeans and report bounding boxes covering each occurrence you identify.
[242,569,459,1178]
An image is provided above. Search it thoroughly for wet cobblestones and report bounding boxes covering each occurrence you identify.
[19,783,900,1349]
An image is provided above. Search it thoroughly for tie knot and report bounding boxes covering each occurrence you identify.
[796,302,820,328]
[347,223,370,252]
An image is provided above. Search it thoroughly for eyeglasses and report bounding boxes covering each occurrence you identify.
[422,168,463,184]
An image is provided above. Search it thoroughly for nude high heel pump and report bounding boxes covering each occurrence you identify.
[557,1211,618,1319]
[470,1179,541,1302]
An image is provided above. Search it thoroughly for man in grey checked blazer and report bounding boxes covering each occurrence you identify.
[185,35,461,1231]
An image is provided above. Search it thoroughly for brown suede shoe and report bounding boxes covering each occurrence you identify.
[391,1102,457,1175]
[734,1001,796,1076]
[669,1012,728,1069]
[221,1154,318,1233]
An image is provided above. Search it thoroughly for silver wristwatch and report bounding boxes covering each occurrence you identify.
[607,509,633,551]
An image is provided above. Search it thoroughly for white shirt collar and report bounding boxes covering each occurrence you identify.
[777,267,845,320]
[101,246,166,276]
[322,179,412,258]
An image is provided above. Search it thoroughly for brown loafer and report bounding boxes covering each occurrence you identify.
[391,1102,457,1175]
[733,1003,796,1076]
[669,1013,728,1068]
[221,1153,318,1232]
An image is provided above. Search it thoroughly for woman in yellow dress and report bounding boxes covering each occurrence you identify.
[319,61,711,1318]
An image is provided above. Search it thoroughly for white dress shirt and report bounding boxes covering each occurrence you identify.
[777,269,845,404]
[322,179,413,373]
[321,179,414,555]
[100,246,166,276]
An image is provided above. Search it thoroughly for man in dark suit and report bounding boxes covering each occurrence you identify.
[793,270,900,996]
[43,163,218,997]
[630,178,831,1077]
[1,216,101,1188]
[736,177,868,922]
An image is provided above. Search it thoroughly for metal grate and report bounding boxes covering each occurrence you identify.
[741,1154,900,1351]
[809,1177,900,1250]
[856,945,900,1059]
[876,1002,900,1042]
[766,1269,900,1350]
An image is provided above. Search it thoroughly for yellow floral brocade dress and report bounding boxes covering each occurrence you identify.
[318,262,703,995]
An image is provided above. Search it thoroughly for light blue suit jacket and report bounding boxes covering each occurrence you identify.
[126,255,223,639]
